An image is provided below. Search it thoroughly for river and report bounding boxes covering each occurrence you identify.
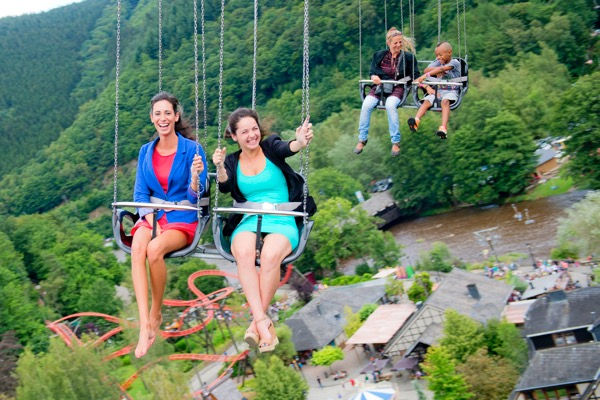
[389,190,590,265]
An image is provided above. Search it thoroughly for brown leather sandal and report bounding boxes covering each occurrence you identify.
[353,139,368,155]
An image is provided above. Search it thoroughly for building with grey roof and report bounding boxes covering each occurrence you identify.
[523,287,600,352]
[285,279,386,352]
[511,343,600,400]
[384,268,512,359]
[510,287,600,400]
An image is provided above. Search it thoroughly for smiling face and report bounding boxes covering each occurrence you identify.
[387,34,403,56]
[231,116,262,151]
[150,99,179,136]
[435,43,453,65]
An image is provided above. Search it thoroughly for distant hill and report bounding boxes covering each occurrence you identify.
[0,0,597,217]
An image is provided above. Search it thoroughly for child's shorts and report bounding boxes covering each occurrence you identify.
[424,89,458,105]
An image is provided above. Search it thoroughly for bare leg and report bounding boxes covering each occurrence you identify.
[256,234,291,344]
[415,100,432,120]
[146,229,187,336]
[232,232,267,330]
[440,99,450,129]
[131,227,152,358]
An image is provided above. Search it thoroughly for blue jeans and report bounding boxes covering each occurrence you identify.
[358,94,401,144]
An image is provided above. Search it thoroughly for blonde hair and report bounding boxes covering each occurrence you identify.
[385,27,416,54]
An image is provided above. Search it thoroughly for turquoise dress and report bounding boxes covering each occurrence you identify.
[231,158,299,250]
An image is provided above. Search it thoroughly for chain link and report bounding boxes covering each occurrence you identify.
[158,0,163,92]
[400,0,404,34]
[463,0,467,58]
[358,0,362,79]
[214,0,226,210]
[456,0,461,58]
[384,0,387,34]
[301,0,310,226]
[201,0,208,147]
[193,0,202,209]
[252,0,258,109]
[437,0,441,44]
[113,0,121,205]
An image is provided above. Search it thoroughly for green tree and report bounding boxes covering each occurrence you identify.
[140,364,188,400]
[389,117,454,213]
[554,72,600,189]
[422,346,473,400]
[358,303,378,322]
[451,111,536,204]
[308,167,363,206]
[417,242,454,272]
[343,306,362,338]
[0,331,22,398]
[311,345,344,368]
[556,191,600,257]
[407,272,433,303]
[15,338,122,400]
[385,276,404,299]
[167,258,226,301]
[253,356,308,400]
[440,309,485,363]
[0,231,50,351]
[550,241,579,261]
[456,348,520,400]
[483,319,528,371]
[309,198,401,271]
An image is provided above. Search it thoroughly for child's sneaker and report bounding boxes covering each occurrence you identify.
[436,126,447,139]
[407,117,420,132]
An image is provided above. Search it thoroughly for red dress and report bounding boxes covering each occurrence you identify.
[130,150,198,245]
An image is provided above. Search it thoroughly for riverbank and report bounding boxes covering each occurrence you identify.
[388,190,589,265]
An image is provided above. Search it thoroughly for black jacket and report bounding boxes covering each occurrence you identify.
[370,49,420,81]
[219,135,316,232]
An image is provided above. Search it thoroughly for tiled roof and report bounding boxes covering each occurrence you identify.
[286,279,386,351]
[514,342,600,391]
[523,287,600,337]
[425,268,513,324]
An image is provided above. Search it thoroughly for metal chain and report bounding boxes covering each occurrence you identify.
[252,0,258,109]
[409,0,415,40]
[193,0,202,207]
[214,0,225,210]
[113,0,121,205]
[158,0,163,92]
[463,0,467,58]
[201,0,208,146]
[400,0,404,34]
[301,0,310,226]
[384,0,387,34]
[358,0,362,79]
[437,0,441,44]
[456,0,461,58]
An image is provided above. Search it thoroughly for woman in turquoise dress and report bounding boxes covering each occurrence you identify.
[212,108,314,352]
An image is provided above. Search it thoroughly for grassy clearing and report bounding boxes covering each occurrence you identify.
[509,176,574,202]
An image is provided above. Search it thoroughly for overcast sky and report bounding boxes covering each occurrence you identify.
[0,1,85,19]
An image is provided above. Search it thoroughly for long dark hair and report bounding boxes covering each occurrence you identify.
[225,107,267,140]
[150,91,193,139]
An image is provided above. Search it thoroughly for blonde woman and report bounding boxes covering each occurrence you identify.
[355,27,419,157]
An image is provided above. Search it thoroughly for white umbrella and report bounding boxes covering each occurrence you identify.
[349,387,396,400]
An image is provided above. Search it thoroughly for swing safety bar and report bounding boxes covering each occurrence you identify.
[212,207,307,218]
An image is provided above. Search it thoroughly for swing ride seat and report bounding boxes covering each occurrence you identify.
[211,205,314,266]
[111,182,211,258]
[412,57,469,111]
[359,77,412,110]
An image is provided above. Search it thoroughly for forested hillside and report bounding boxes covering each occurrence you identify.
[0,0,110,176]
[0,0,598,361]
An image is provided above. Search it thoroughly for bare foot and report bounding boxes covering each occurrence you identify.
[135,327,151,358]
[148,313,163,347]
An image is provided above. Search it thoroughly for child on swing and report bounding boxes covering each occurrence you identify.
[407,41,461,139]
